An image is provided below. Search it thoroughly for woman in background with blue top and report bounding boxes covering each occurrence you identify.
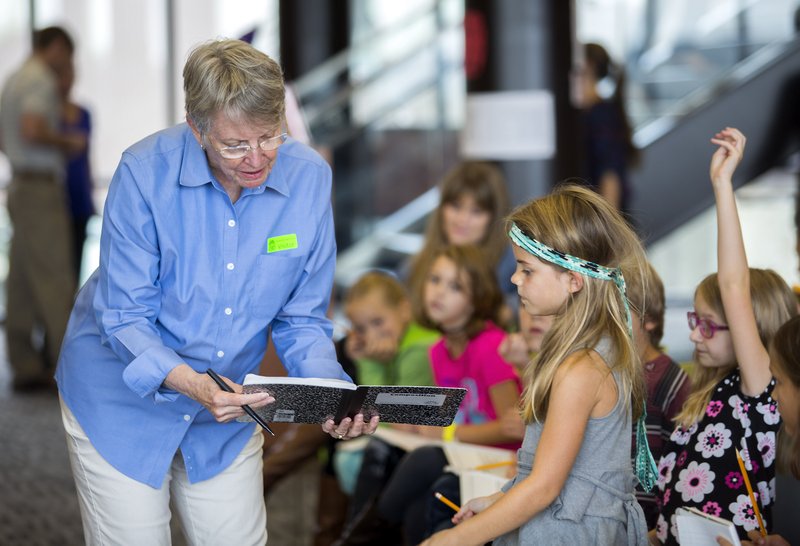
[55,38,376,546]
[578,43,639,215]
[56,57,95,283]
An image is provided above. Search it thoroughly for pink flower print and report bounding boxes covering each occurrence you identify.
[739,446,761,473]
[702,501,723,517]
[662,487,671,506]
[671,423,698,446]
[729,493,764,531]
[728,394,752,433]
[675,461,715,503]
[756,400,781,425]
[724,471,744,490]
[740,445,752,466]
[677,450,688,467]
[655,513,668,542]
[657,452,676,486]
[706,400,724,418]
[694,422,733,458]
[756,431,776,467]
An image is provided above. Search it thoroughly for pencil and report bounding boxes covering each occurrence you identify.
[434,492,460,513]
[206,369,275,436]
[473,460,514,471]
[735,448,766,537]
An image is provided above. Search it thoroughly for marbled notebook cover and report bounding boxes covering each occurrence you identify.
[242,377,465,426]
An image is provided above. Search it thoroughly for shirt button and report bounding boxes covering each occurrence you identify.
[224,307,232,315]
[183,414,191,422]
[228,219,236,227]
[226,263,235,270]
[217,350,225,358]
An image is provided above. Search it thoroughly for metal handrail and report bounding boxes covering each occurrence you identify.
[292,2,442,100]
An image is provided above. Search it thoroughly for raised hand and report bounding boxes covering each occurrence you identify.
[709,127,746,185]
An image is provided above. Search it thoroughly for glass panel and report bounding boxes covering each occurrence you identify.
[576,0,798,131]
[647,169,798,362]
[318,0,465,253]
[173,0,279,126]
[33,0,171,183]
[0,0,28,187]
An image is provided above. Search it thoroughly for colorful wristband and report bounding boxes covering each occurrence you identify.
[442,424,457,442]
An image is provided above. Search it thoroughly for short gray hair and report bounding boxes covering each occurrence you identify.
[183,39,285,133]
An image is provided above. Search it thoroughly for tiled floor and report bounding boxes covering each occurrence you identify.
[0,341,84,545]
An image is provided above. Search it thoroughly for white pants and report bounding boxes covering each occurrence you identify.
[60,398,268,546]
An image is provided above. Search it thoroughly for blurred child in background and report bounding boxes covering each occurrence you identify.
[337,245,520,545]
[406,162,516,321]
[626,261,691,528]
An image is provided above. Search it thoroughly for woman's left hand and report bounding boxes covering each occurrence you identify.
[322,413,380,440]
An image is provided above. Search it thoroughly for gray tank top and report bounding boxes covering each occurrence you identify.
[493,338,648,545]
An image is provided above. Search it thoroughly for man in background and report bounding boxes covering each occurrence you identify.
[0,26,83,392]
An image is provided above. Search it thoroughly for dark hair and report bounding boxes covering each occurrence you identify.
[771,316,800,479]
[584,43,638,166]
[413,245,503,339]
[626,261,665,347]
[33,26,74,53]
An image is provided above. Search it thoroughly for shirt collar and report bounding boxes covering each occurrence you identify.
[178,125,213,188]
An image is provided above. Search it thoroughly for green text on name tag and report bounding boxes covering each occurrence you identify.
[267,234,298,253]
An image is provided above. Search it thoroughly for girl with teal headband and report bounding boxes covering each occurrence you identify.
[422,184,652,545]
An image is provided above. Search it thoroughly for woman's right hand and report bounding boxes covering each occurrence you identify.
[164,364,274,422]
[451,492,503,525]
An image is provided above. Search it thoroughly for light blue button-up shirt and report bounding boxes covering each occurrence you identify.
[56,123,348,488]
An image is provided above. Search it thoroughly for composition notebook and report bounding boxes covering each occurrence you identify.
[675,506,742,546]
[241,375,466,426]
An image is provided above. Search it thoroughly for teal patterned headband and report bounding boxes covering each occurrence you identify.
[508,223,633,336]
[508,222,658,491]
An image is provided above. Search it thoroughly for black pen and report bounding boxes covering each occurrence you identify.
[206,369,275,436]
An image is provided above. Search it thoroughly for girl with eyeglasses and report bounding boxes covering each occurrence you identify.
[649,129,797,545]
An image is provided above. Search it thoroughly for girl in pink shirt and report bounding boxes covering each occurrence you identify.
[417,245,522,447]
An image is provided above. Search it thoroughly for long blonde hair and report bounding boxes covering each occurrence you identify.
[675,269,797,427]
[510,184,648,423]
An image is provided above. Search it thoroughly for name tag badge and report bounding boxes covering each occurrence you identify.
[266,233,298,253]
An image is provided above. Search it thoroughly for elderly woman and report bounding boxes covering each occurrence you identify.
[55,39,376,545]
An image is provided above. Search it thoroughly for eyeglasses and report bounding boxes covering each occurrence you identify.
[204,132,287,159]
[687,311,729,339]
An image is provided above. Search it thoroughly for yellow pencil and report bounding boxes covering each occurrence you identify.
[473,460,514,471]
[434,491,460,513]
[735,448,767,538]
